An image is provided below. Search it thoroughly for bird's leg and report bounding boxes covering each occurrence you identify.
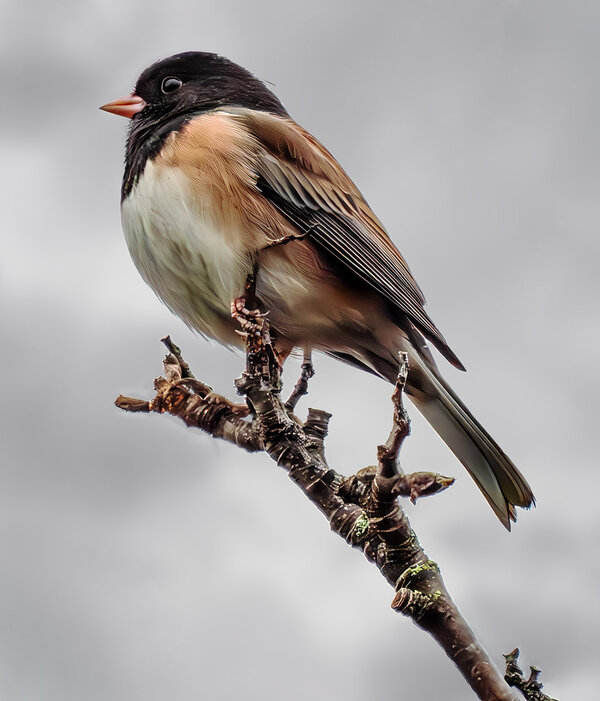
[285,348,315,412]
[230,297,263,337]
[231,273,268,339]
[302,347,314,375]
[242,270,259,310]
[220,279,271,415]
[233,274,289,371]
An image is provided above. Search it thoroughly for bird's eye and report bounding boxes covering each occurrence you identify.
[161,77,182,94]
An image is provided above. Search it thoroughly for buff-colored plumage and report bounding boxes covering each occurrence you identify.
[111,52,534,527]
[122,111,400,359]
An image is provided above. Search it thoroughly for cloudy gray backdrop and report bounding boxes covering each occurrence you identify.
[1,1,598,699]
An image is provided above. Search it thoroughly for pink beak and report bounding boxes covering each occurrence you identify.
[100,94,146,119]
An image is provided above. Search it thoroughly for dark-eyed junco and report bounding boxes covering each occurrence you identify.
[101,51,534,528]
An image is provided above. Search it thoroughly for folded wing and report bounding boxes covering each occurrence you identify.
[230,108,465,370]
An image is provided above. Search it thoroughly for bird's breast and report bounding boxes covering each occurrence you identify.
[120,157,252,344]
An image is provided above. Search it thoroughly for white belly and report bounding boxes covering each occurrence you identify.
[120,159,252,343]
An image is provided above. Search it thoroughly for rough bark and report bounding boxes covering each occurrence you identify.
[115,314,555,701]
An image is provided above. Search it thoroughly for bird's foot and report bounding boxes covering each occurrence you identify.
[231,296,267,338]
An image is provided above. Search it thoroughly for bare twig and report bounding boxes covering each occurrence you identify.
[376,351,411,479]
[161,335,195,379]
[504,649,558,701]
[115,395,150,412]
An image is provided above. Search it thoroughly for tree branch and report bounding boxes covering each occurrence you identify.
[115,316,555,701]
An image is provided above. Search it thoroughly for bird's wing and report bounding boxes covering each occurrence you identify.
[229,108,464,370]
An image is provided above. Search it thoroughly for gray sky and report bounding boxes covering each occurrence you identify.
[1,1,598,699]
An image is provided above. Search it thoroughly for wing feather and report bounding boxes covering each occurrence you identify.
[228,108,464,369]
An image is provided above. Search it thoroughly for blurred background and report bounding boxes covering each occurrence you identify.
[1,1,598,699]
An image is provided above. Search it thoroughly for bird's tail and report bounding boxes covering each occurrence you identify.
[395,346,535,529]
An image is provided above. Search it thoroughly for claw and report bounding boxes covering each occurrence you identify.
[231,296,266,336]
[231,297,250,316]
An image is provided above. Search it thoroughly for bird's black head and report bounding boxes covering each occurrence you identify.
[132,51,287,120]
[109,52,288,199]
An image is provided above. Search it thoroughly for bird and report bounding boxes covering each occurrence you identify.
[101,51,534,529]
